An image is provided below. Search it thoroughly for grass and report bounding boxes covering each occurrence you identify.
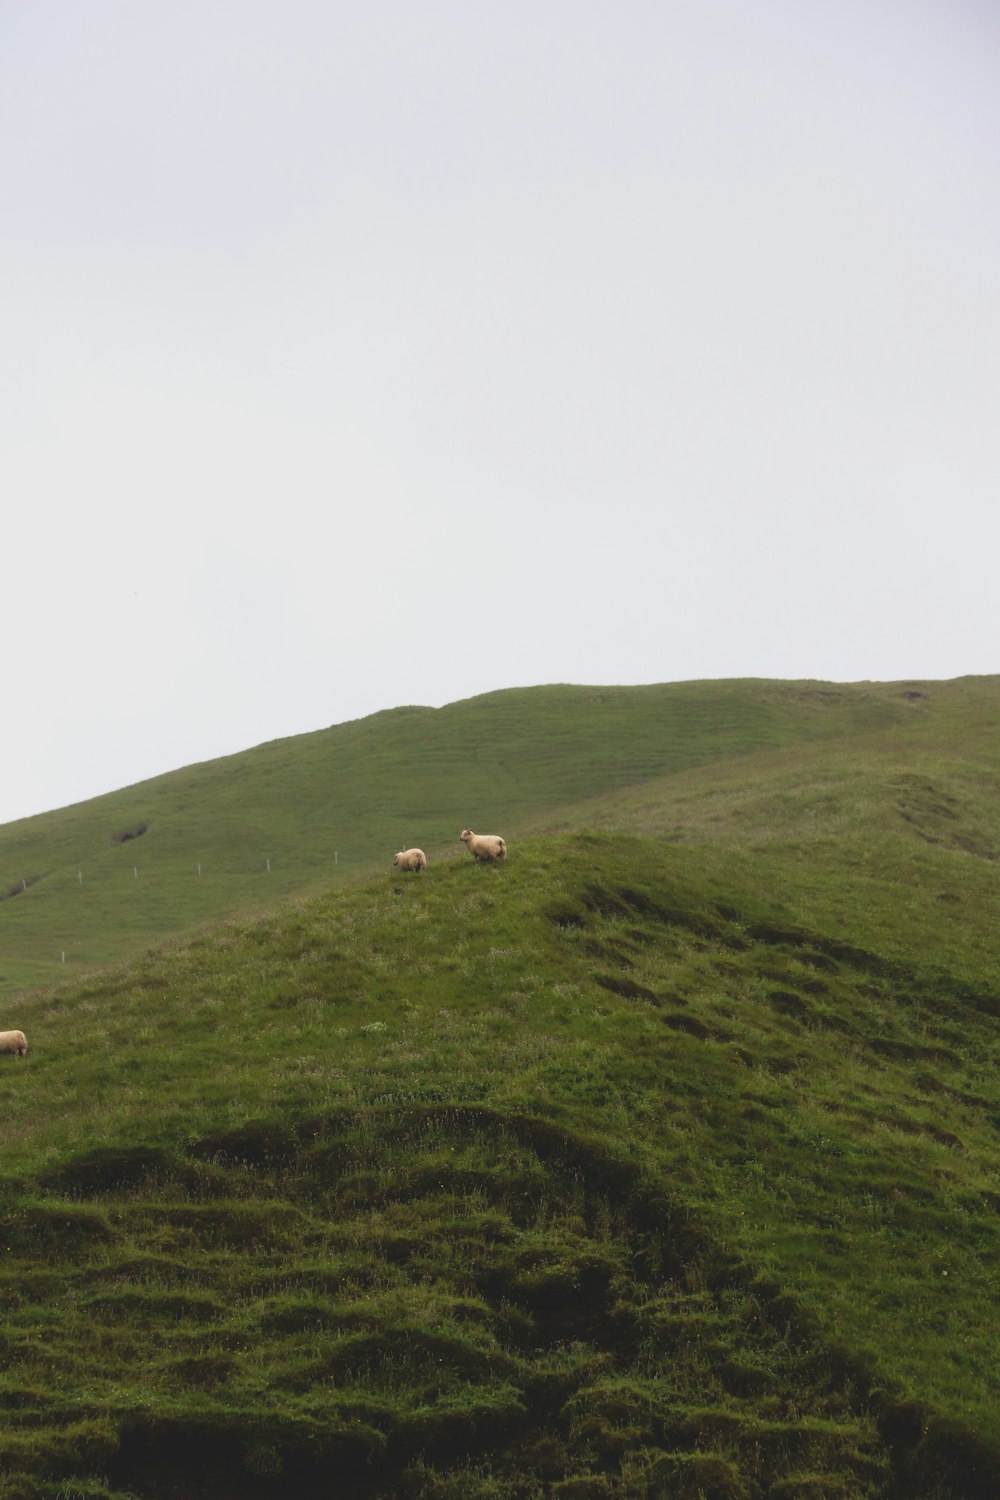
[0,677,935,998]
[0,676,999,1495]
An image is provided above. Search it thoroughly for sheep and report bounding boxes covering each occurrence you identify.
[0,1030,27,1057]
[393,848,427,873]
[460,829,507,863]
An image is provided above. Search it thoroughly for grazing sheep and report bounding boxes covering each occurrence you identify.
[0,1030,27,1057]
[393,848,428,873]
[460,829,507,863]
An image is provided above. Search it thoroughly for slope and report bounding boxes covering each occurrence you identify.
[0,677,935,999]
[544,676,1000,979]
[1,822,999,1497]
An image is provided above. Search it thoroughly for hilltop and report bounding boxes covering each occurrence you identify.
[0,676,981,999]
[0,676,999,1498]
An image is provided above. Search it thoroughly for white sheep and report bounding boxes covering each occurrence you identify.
[0,1030,27,1057]
[460,829,507,863]
[393,848,428,872]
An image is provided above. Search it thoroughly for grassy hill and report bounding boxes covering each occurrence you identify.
[1,676,999,1498]
[0,678,937,999]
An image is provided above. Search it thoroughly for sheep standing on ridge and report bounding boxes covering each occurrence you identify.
[460,829,507,864]
[0,1030,27,1057]
[393,848,428,873]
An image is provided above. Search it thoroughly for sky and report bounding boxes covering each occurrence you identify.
[2,1,999,825]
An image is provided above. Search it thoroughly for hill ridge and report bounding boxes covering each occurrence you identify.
[0,676,970,999]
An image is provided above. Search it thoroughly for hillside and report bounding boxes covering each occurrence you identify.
[1,676,999,1497]
[0,677,942,999]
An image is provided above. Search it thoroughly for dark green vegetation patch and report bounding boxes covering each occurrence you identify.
[0,1110,933,1498]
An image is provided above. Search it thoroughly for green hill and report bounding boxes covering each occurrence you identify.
[0,678,956,999]
[1,676,999,1498]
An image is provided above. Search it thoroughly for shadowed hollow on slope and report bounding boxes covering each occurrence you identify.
[2,1108,986,1499]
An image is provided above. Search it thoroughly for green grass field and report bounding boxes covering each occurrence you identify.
[0,678,934,999]
[0,677,998,1497]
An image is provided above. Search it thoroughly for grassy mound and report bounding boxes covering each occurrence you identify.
[1,816,999,1495]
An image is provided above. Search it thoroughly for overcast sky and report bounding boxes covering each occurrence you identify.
[2,2,998,825]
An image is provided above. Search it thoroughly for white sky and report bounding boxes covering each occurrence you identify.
[2,1,999,825]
